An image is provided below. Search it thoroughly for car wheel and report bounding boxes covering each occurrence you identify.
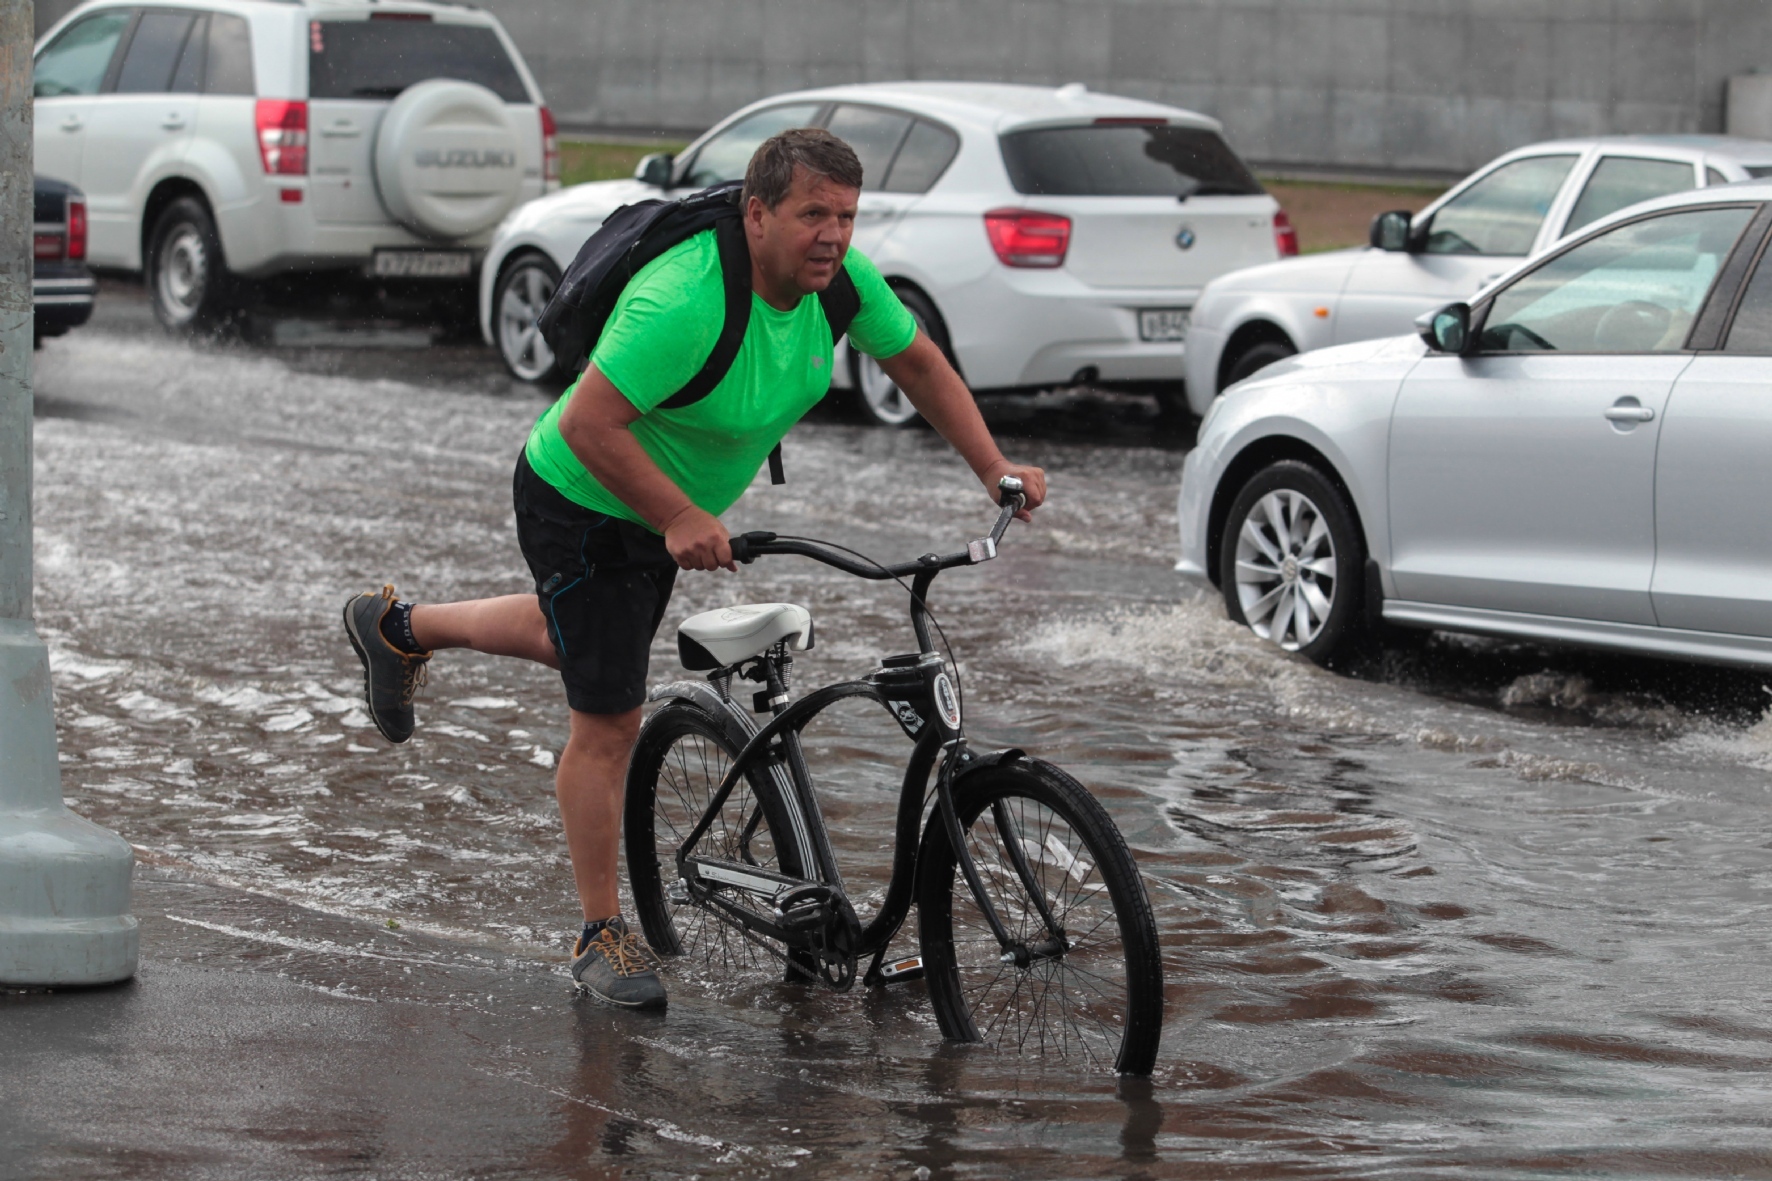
[845,286,946,427]
[494,253,564,384]
[147,197,232,334]
[1219,460,1364,664]
[1222,338,1296,390]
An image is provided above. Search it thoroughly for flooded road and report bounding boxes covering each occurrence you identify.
[26,283,1772,1177]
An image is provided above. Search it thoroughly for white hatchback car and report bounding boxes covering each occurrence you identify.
[1178,182,1772,670]
[33,0,558,333]
[481,82,1292,424]
[1183,135,1772,415]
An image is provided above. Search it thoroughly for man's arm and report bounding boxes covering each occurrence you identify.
[875,332,1047,518]
[556,365,734,572]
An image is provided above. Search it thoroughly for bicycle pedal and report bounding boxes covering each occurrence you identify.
[667,880,690,905]
[772,883,832,932]
[878,955,924,984]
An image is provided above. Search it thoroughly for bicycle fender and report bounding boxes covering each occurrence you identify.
[646,679,756,748]
[952,747,1026,780]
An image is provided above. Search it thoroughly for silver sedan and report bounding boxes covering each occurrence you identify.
[1177,182,1772,669]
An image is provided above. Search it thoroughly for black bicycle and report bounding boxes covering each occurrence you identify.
[623,478,1165,1075]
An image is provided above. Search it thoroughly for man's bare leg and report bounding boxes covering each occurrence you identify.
[556,707,641,921]
[409,595,559,667]
[408,597,630,919]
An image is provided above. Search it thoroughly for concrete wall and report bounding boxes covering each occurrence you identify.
[33,0,1772,174]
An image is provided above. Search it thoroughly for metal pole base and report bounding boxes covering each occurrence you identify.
[0,621,137,987]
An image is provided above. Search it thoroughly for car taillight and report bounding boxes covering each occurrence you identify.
[33,231,63,261]
[255,99,308,175]
[67,198,86,261]
[983,208,1071,268]
[1273,209,1298,257]
[539,105,560,186]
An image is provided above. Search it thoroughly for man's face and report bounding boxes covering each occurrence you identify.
[746,166,858,296]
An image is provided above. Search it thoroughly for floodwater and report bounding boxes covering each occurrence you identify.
[27,285,1772,1177]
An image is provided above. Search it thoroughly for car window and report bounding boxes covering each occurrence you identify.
[1564,156,1696,235]
[823,105,913,191]
[883,120,959,194]
[1722,242,1772,353]
[168,13,205,92]
[1749,166,1772,179]
[308,19,527,102]
[203,13,253,95]
[34,10,132,97]
[1707,166,1730,187]
[1423,154,1577,256]
[999,123,1263,197]
[679,104,825,188]
[1478,206,1754,353]
[115,10,199,94]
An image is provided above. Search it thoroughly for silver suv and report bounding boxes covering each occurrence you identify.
[33,0,559,332]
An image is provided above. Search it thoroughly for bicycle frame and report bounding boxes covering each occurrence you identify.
[651,482,1071,987]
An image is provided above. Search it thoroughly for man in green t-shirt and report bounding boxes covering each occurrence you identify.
[342,129,1046,1010]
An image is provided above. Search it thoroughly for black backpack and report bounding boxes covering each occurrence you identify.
[535,180,861,484]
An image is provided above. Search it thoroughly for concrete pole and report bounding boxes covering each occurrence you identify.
[0,0,136,986]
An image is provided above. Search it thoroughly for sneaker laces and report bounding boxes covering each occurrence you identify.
[591,927,657,978]
[397,657,428,707]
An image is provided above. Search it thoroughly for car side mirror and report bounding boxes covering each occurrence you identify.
[1370,209,1414,252]
[1414,302,1471,353]
[636,152,674,188]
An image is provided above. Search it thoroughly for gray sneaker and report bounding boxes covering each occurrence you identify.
[571,918,667,1009]
[342,585,431,744]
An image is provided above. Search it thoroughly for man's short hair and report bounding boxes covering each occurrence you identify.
[743,128,864,210]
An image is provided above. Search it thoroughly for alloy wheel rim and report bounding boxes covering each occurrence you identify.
[857,354,918,425]
[498,263,557,381]
[157,226,206,320]
[1233,489,1337,651]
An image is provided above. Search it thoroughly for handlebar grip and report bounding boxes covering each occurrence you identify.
[728,530,776,564]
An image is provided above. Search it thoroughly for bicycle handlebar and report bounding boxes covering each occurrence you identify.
[729,476,1027,577]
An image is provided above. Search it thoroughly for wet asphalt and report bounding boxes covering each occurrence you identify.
[11,279,1772,1179]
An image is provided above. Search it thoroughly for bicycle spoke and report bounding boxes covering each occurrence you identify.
[940,788,1133,1069]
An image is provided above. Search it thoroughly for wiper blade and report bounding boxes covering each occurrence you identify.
[348,85,407,98]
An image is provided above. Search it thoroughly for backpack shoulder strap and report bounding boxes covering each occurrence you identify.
[816,264,862,344]
[657,217,751,411]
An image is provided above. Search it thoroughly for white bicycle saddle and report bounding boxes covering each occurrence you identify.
[677,603,814,670]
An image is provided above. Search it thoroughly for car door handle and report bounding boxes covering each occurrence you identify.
[320,122,361,137]
[162,116,186,130]
[60,115,82,132]
[1604,401,1655,423]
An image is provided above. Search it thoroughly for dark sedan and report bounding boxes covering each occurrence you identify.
[34,175,94,346]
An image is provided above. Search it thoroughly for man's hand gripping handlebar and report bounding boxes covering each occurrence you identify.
[729,475,1028,576]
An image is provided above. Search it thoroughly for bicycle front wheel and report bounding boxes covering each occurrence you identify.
[625,701,809,989]
[916,758,1164,1075]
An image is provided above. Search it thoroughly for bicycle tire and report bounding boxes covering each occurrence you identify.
[625,701,810,989]
[916,758,1164,1075]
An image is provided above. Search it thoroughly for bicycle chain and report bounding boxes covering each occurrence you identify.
[695,894,844,988]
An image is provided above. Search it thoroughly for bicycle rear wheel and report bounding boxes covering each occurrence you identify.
[916,758,1164,1075]
[625,701,808,989]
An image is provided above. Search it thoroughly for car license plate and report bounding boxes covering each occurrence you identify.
[371,250,474,278]
[1138,308,1190,342]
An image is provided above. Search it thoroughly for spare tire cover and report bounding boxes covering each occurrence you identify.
[373,79,524,239]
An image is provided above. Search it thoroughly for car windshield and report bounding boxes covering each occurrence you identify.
[308,19,527,102]
[999,124,1263,198]
[1478,206,1753,353]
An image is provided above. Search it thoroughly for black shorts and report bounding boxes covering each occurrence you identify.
[512,452,678,715]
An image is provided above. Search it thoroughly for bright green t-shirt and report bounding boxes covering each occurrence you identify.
[524,234,918,525]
